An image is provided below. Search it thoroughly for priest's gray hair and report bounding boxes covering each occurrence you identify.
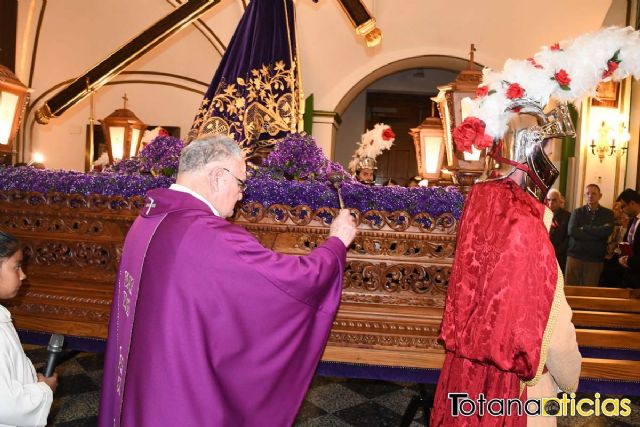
[179,135,243,172]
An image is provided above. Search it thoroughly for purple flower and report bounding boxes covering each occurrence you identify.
[138,136,184,177]
[262,133,327,181]
[105,158,143,175]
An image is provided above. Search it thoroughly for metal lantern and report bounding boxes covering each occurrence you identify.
[0,65,30,155]
[432,44,485,184]
[410,109,445,181]
[100,94,147,164]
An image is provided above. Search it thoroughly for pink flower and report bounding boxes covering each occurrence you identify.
[476,86,489,97]
[554,69,571,90]
[506,83,524,100]
[453,117,493,153]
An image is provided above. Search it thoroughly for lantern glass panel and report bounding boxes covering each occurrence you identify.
[464,146,482,161]
[452,92,475,126]
[130,128,141,157]
[0,92,19,145]
[460,96,473,121]
[109,126,126,160]
[423,135,443,174]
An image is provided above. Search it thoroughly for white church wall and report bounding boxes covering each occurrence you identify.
[15,0,614,171]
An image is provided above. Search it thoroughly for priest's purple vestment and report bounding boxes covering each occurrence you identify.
[98,188,347,426]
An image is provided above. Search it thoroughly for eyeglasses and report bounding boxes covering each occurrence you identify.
[222,167,247,192]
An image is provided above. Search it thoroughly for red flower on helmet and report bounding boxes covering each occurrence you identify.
[602,60,619,78]
[476,86,489,97]
[453,117,493,153]
[553,69,571,90]
[550,43,561,51]
[382,127,395,141]
[506,83,525,99]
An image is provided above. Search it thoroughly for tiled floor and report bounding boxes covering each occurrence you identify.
[23,347,640,427]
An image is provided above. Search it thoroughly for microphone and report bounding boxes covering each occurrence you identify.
[43,334,64,377]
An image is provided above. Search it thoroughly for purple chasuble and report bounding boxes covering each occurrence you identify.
[98,188,346,427]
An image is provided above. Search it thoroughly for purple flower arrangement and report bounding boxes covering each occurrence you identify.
[107,157,143,175]
[105,135,183,177]
[0,132,464,219]
[243,177,463,219]
[138,135,184,177]
[245,133,463,219]
[261,133,328,181]
[0,166,172,198]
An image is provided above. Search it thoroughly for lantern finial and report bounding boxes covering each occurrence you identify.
[468,44,476,69]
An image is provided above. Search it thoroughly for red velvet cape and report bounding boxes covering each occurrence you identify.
[431,179,558,426]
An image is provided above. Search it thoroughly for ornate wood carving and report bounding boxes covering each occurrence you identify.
[7,303,110,321]
[236,202,458,234]
[328,331,441,350]
[343,261,450,296]
[23,241,113,268]
[0,190,457,368]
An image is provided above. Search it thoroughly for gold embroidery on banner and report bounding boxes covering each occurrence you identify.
[190,60,298,153]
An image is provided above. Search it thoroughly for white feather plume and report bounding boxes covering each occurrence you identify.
[348,123,395,172]
[467,26,640,139]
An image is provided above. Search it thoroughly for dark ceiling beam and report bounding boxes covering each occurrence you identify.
[35,0,220,124]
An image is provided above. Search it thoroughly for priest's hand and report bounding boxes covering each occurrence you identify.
[330,209,357,248]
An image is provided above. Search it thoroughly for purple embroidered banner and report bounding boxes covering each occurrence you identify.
[187,0,300,156]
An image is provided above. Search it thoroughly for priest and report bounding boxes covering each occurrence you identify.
[98,135,357,427]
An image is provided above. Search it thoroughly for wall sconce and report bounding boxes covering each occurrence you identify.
[336,0,383,47]
[100,94,147,164]
[432,44,485,186]
[0,65,31,158]
[410,104,445,181]
[27,152,45,168]
[590,119,629,162]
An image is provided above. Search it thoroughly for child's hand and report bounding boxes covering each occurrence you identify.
[37,372,58,393]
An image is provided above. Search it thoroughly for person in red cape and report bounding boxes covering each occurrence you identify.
[431,103,581,426]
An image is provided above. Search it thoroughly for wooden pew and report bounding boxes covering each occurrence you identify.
[565,286,638,299]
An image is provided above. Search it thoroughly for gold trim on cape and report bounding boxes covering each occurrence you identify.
[520,207,564,393]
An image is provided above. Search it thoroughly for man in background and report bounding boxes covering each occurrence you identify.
[546,189,571,274]
[566,184,614,285]
[616,188,640,288]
